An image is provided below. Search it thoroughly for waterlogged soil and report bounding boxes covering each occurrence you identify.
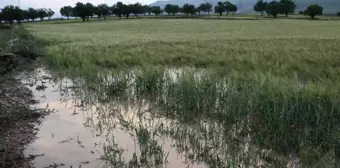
[21,68,300,168]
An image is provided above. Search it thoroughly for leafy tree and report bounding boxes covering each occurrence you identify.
[164,4,172,15]
[164,4,180,15]
[21,10,30,22]
[73,2,88,21]
[28,8,38,22]
[47,8,55,20]
[279,0,296,17]
[196,5,203,15]
[122,4,133,18]
[95,4,110,19]
[182,4,196,16]
[214,1,225,16]
[37,8,48,21]
[202,3,213,14]
[299,11,304,15]
[224,1,237,16]
[85,3,95,20]
[304,4,323,19]
[151,6,162,17]
[2,5,22,25]
[132,3,144,17]
[111,2,124,19]
[144,5,152,15]
[266,1,280,18]
[60,6,73,20]
[253,0,268,16]
[197,3,212,15]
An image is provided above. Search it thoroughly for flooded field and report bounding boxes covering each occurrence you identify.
[20,68,307,168]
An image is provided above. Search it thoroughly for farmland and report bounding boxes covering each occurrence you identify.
[15,18,340,167]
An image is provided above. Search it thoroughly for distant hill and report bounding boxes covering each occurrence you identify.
[149,0,340,14]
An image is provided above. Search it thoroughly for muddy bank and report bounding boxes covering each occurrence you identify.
[0,75,47,168]
[0,26,45,168]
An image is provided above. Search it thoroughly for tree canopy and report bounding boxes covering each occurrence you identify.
[214,1,237,16]
[279,0,296,17]
[94,4,110,19]
[197,3,213,15]
[28,8,38,22]
[164,4,180,15]
[182,4,196,16]
[2,5,22,25]
[254,0,268,16]
[304,4,323,19]
[37,8,48,21]
[224,1,237,16]
[60,6,73,20]
[151,6,162,16]
[47,9,55,20]
[214,1,225,16]
[266,1,281,18]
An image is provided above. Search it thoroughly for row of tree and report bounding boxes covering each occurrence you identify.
[60,2,163,21]
[0,0,331,25]
[0,6,54,25]
[253,0,323,19]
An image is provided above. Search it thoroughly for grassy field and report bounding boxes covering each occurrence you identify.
[26,19,340,166]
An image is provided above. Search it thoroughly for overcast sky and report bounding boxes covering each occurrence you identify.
[0,0,157,17]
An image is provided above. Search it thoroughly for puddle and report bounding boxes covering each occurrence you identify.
[21,68,299,168]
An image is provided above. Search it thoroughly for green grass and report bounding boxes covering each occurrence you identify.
[0,27,12,51]
[25,18,340,166]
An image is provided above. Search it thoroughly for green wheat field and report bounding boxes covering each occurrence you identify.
[24,18,340,167]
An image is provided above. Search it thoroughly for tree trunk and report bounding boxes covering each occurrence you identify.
[219,12,222,16]
[311,15,315,20]
[285,12,288,17]
[82,17,86,22]
[226,11,230,16]
[67,16,69,20]
[274,14,277,18]
[261,11,264,16]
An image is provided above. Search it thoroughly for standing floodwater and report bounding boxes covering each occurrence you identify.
[21,68,297,168]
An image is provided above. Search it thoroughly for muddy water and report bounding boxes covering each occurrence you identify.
[21,71,206,168]
[21,68,294,168]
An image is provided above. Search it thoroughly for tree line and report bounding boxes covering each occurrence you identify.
[0,6,54,25]
[0,0,334,26]
[254,0,323,19]
[59,0,328,20]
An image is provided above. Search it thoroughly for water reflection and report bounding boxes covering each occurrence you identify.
[22,68,300,168]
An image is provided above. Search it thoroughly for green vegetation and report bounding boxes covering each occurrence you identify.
[26,18,340,166]
[27,19,340,70]
[1,0,339,167]
[214,1,238,16]
[254,0,268,16]
[304,4,324,19]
